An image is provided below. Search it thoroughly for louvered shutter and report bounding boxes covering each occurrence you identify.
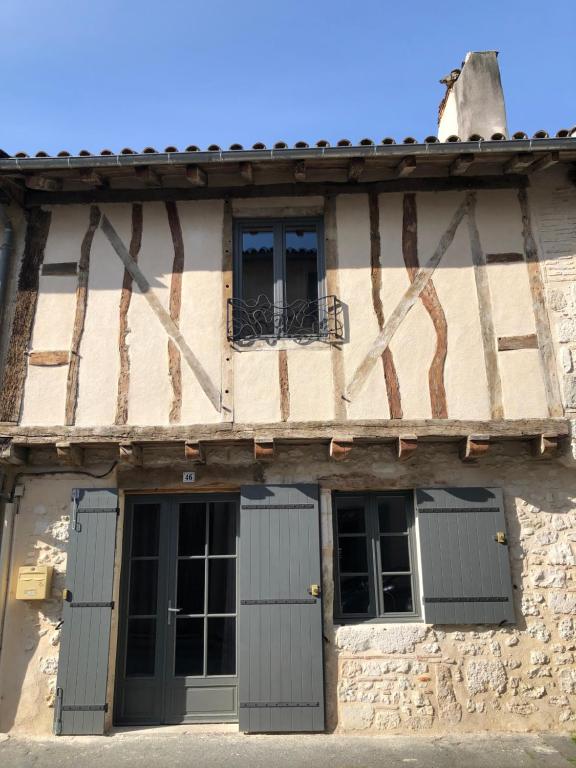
[239,484,325,732]
[54,488,118,735]
[416,487,515,625]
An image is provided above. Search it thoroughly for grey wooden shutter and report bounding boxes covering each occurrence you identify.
[54,488,118,735]
[416,487,514,624]
[239,484,325,733]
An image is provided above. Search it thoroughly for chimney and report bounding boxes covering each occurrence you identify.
[438,51,508,141]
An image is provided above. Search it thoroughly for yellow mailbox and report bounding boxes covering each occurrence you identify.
[15,565,53,601]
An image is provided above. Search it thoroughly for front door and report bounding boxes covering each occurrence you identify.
[115,495,238,724]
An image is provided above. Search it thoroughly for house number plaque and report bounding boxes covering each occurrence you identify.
[182,471,196,483]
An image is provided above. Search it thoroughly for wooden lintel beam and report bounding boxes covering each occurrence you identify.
[239,162,253,184]
[397,435,418,461]
[348,158,365,182]
[330,437,354,461]
[531,433,560,458]
[55,441,84,466]
[184,440,205,464]
[293,161,307,182]
[527,151,560,174]
[78,168,106,187]
[503,153,535,174]
[254,438,274,462]
[497,334,538,351]
[395,157,417,178]
[28,350,70,366]
[25,176,61,192]
[0,441,27,465]
[460,435,490,462]
[185,165,207,186]
[449,153,475,176]
[135,166,162,187]
[119,442,143,467]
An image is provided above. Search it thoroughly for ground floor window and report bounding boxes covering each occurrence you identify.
[333,491,420,621]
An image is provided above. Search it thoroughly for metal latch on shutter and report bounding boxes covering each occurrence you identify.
[54,688,108,735]
[495,531,507,545]
[71,492,119,532]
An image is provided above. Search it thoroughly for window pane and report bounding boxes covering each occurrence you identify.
[285,226,318,334]
[131,504,160,557]
[207,617,236,675]
[178,503,206,556]
[337,502,365,534]
[338,537,368,572]
[380,536,410,572]
[178,559,205,615]
[378,497,408,533]
[208,559,236,614]
[126,618,156,676]
[129,560,158,616]
[175,618,204,676]
[382,575,413,613]
[241,229,275,335]
[340,574,370,614]
[209,502,236,555]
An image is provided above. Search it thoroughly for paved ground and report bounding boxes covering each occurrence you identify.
[0,730,575,767]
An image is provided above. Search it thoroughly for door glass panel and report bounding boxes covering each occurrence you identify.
[378,497,408,533]
[382,575,413,613]
[175,618,204,676]
[337,501,365,533]
[338,537,368,572]
[129,560,158,615]
[285,226,318,334]
[131,504,160,556]
[339,574,370,615]
[241,229,275,335]
[208,559,236,614]
[177,559,205,615]
[380,536,410,572]
[207,617,236,675]
[178,503,206,556]
[209,502,236,555]
[126,618,156,676]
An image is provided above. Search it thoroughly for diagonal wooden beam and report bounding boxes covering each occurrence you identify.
[100,214,222,412]
[344,193,472,401]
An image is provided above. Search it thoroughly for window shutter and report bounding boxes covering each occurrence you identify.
[239,484,325,732]
[54,489,118,735]
[416,487,515,625]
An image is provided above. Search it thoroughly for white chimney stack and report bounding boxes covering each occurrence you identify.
[438,51,508,141]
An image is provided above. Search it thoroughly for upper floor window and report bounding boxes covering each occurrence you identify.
[229,218,340,342]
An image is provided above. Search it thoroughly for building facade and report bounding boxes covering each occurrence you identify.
[0,51,576,735]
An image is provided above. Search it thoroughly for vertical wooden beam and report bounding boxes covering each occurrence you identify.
[64,205,101,426]
[221,200,234,420]
[115,204,143,425]
[166,201,184,424]
[466,194,504,419]
[402,193,448,418]
[278,349,290,422]
[0,208,51,422]
[324,196,347,419]
[369,192,403,418]
[517,188,563,417]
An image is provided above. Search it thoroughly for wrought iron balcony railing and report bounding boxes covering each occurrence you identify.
[227,295,344,343]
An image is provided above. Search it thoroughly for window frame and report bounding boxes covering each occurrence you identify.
[332,491,422,623]
[233,217,326,339]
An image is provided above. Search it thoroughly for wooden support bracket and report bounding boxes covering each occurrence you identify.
[397,435,418,461]
[185,165,207,186]
[330,437,354,461]
[184,441,205,464]
[25,176,62,192]
[395,157,416,178]
[135,166,162,187]
[254,438,275,462]
[531,433,560,458]
[239,162,253,184]
[293,161,307,182]
[55,441,84,466]
[460,435,490,462]
[348,158,365,182]
[79,169,106,187]
[449,153,475,176]
[503,153,535,174]
[0,441,27,465]
[527,151,560,174]
[119,442,143,467]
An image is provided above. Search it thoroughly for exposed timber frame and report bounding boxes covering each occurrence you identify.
[0,208,51,422]
[220,200,234,420]
[278,349,290,422]
[324,196,347,420]
[166,201,185,423]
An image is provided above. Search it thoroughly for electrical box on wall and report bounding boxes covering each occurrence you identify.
[15,565,53,600]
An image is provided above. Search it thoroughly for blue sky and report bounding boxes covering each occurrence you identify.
[2,1,574,155]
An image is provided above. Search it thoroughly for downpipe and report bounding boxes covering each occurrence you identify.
[0,203,14,322]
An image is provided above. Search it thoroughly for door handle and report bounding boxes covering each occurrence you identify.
[167,599,181,625]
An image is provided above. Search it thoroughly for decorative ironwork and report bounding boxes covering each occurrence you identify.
[227,294,343,343]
